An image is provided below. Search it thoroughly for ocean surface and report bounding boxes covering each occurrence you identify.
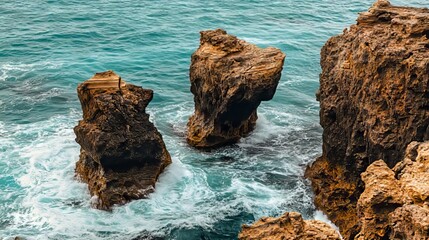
[0,0,427,239]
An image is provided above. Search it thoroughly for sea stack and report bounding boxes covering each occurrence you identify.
[305,1,429,238]
[186,29,285,148]
[74,70,171,210]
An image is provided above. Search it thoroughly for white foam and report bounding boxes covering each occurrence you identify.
[5,117,227,238]
[241,37,283,46]
[314,210,343,239]
[238,108,320,160]
[231,178,286,216]
[20,87,65,104]
[0,61,62,81]
[238,114,281,145]
[154,157,193,189]
[1,92,322,239]
[0,69,7,81]
[0,121,6,135]
[2,111,84,236]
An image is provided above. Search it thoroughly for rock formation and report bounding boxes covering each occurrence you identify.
[239,212,341,240]
[74,70,171,210]
[355,141,429,240]
[186,29,285,148]
[306,1,429,238]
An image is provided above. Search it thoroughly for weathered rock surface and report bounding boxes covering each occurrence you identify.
[239,212,341,240]
[305,157,360,238]
[355,141,429,240]
[186,29,285,148]
[305,1,429,238]
[74,70,171,210]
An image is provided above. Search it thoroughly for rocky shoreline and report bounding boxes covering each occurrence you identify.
[306,0,429,239]
[241,0,429,239]
[71,1,428,238]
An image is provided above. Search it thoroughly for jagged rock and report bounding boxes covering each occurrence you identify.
[305,157,360,238]
[74,70,171,210]
[186,29,285,148]
[355,141,429,240]
[388,205,429,240]
[239,212,341,240]
[355,160,403,239]
[305,1,429,238]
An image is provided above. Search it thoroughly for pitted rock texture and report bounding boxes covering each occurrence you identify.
[306,1,429,238]
[186,29,285,148]
[305,157,360,238]
[74,70,171,210]
[239,212,341,240]
[355,141,429,240]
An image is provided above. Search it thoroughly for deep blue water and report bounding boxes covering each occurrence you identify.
[0,1,427,239]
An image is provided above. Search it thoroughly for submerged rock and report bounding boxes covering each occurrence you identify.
[239,212,341,240]
[74,70,171,210]
[356,141,429,240]
[306,1,429,238]
[186,29,285,148]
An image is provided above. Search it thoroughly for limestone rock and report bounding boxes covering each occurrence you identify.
[186,29,285,148]
[304,157,360,238]
[306,1,429,238]
[355,160,403,239]
[74,70,171,210]
[355,141,429,239]
[239,212,341,240]
[389,205,429,240]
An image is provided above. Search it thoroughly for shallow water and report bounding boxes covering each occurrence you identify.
[0,0,427,239]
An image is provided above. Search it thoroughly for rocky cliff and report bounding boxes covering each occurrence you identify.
[306,0,429,238]
[239,212,341,240]
[356,141,429,239]
[74,70,171,210]
[186,29,285,148]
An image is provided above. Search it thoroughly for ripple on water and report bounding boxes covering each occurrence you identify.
[0,106,321,239]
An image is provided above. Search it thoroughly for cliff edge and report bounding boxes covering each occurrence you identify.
[306,1,429,238]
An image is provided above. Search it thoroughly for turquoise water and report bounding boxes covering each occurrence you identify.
[0,1,427,239]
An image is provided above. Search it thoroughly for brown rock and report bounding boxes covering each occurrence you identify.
[306,1,429,238]
[74,70,171,210]
[389,205,429,240]
[304,157,360,238]
[355,141,429,239]
[355,160,403,239]
[239,212,341,240]
[186,29,285,148]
